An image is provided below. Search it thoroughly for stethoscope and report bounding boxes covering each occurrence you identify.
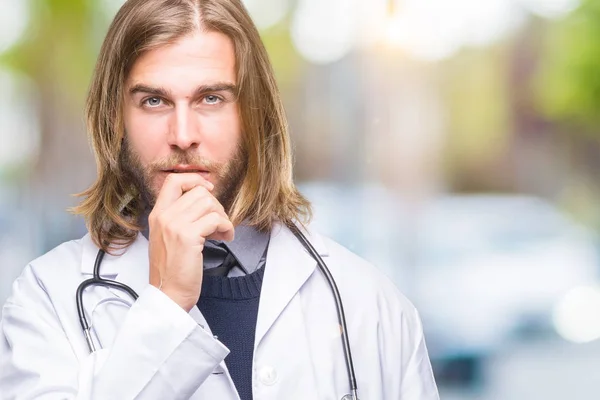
[75,222,360,400]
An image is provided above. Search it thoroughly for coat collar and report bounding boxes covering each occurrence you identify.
[81,233,149,283]
[80,222,328,277]
[79,222,329,340]
[254,222,329,347]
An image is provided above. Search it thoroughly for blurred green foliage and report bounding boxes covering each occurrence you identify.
[440,45,513,171]
[536,0,600,131]
[0,0,97,106]
[259,19,306,89]
[0,0,100,185]
[0,0,299,107]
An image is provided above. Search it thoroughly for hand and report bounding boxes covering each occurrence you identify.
[147,173,235,312]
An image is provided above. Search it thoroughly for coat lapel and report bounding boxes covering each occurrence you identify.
[254,222,329,348]
[81,234,150,297]
[80,221,329,343]
[79,233,211,331]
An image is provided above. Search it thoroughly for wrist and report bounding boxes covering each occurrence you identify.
[160,286,199,312]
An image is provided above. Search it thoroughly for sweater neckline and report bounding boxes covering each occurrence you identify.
[199,266,265,300]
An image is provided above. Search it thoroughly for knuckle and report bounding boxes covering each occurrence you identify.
[198,194,216,212]
[206,196,223,212]
[196,184,208,193]
[192,185,209,199]
[205,196,218,210]
[204,212,220,229]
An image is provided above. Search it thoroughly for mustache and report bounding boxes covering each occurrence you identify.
[148,153,221,172]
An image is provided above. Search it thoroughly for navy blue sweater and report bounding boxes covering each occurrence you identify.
[197,267,265,400]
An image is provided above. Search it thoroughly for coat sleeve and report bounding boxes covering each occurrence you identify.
[377,283,440,400]
[0,264,230,400]
[397,308,440,400]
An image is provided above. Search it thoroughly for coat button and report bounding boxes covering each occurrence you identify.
[257,365,278,386]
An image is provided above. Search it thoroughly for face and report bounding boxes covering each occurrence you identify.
[122,30,246,210]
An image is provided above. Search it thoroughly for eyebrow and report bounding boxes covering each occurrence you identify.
[128,82,238,98]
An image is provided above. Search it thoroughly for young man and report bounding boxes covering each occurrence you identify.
[0,1,439,399]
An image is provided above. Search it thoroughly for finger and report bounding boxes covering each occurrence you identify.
[190,212,235,243]
[153,173,214,212]
[160,195,229,234]
[170,185,227,221]
[207,230,235,242]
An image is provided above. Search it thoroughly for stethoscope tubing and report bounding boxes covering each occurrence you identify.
[76,223,359,399]
[76,249,139,351]
[286,222,359,399]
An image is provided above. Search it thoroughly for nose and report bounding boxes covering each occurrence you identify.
[167,105,200,150]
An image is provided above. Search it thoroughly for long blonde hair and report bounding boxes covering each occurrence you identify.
[73,0,311,252]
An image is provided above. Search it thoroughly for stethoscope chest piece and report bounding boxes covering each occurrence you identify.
[341,394,359,400]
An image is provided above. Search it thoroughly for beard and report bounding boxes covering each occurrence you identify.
[119,137,247,215]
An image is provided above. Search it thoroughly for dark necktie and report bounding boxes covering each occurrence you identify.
[203,244,240,277]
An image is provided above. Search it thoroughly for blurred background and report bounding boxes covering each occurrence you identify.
[2,0,600,398]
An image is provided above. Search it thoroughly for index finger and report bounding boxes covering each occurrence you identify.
[154,173,214,211]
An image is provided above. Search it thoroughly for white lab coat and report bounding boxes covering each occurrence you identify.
[0,222,439,400]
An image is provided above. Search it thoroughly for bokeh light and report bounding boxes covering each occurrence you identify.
[0,0,30,55]
[521,0,580,19]
[553,285,600,343]
[290,0,359,65]
[383,0,524,61]
[0,68,40,170]
[243,0,290,30]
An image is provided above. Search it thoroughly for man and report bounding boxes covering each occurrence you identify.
[0,0,439,399]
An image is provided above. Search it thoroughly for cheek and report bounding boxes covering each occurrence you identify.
[124,110,167,164]
[202,107,242,159]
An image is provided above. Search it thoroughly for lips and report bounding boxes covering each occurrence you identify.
[164,169,205,173]
[162,165,208,173]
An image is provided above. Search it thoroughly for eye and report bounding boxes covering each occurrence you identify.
[204,95,222,105]
[143,97,163,107]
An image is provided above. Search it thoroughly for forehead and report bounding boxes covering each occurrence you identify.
[126,30,236,89]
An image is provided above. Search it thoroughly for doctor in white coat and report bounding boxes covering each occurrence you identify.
[0,0,439,399]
